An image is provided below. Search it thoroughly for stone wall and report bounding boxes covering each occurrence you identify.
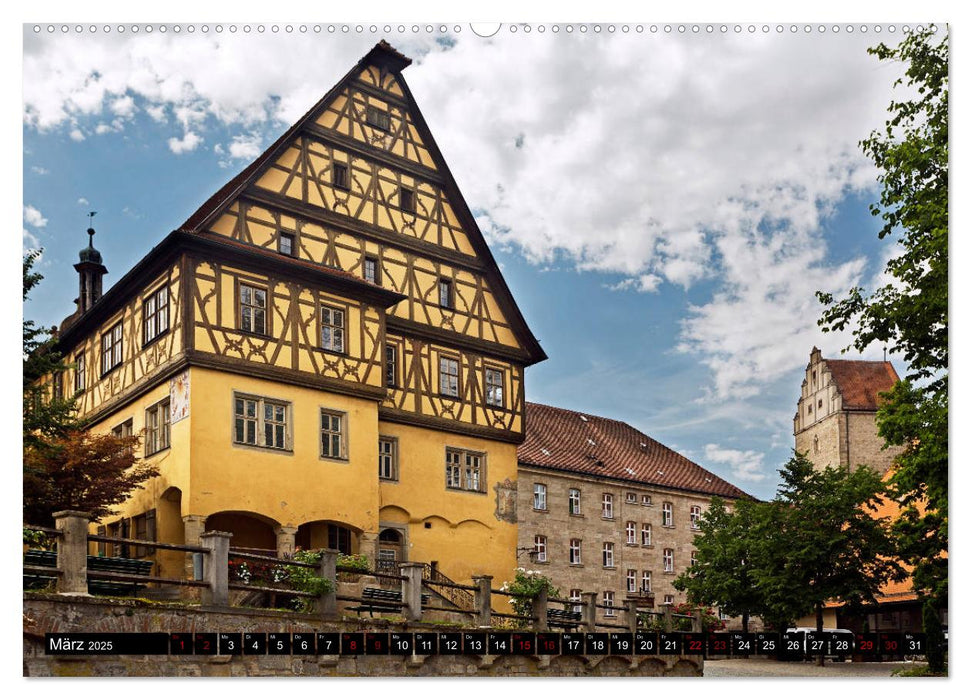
[23,594,701,677]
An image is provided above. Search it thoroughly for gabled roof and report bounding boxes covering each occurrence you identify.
[177,40,546,366]
[519,402,752,499]
[826,359,900,410]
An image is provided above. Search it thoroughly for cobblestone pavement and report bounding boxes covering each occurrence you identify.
[704,658,929,677]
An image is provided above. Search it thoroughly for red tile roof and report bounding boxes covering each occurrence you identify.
[519,402,751,499]
[826,359,900,410]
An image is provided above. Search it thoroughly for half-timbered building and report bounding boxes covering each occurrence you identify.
[50,41,546,587]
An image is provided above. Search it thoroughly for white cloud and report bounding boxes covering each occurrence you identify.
[24,205,48,228]
[216,132,264,167]
[77,197,89,206]
[69,128,85,141]
[30,166,49,175]
[704,443,768,483]
[110,95,135,118]
[145,104,167,123]
[23,228,41,253]
[168,131,202,154]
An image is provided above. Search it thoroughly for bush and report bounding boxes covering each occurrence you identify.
[337,553,370,572]
[500,568,559,628]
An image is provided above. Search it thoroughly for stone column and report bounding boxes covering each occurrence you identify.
[275,526,298,558]
[182,514,207,579]
[400,562,424,622]
[359,531,379,566]
[472,575,493,628]
[581,592,598,632]
[53,511,92,596]
[317,548,338,621]
[624,598,640,633]
[531,586,548,631]
[199,531,231,607]
[691,607,703,633]
[662,603,674,632]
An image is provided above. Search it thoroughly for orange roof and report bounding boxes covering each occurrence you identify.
[826,359,900,410]
[519,402,751,499]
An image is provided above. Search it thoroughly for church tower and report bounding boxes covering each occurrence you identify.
[74,226,107,315]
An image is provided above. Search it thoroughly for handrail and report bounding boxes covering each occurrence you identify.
[228,582,315,598]
[423,578,478,592]
[228,550,317,569]
[80,570,209,588]
[89,534,208,554]
[23,525,63,536]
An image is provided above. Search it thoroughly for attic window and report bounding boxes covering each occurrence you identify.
[333,162,349,190]
[540,448,551,456]
[639,442,647,448]
[705,477,712,483]
[399,187,415,212]
[587,438,596,446]
[817,399,823,409]
[656,470,664,476]
[579,415,588,422]
[366,105,391,131]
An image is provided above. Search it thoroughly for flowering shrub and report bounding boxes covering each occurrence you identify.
[227,558,288,585]
[499,568,560,628]
[336,553,370,572]
[640,603,726,632]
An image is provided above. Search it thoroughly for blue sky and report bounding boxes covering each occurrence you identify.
[22,24,924,500]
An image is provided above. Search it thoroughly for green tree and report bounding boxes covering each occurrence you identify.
[673,497,763,633]
[815,28,948,667]
[752,453,902,665]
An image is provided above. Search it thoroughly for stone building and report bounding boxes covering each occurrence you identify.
[793,346,903,475]
[516,402,751,625]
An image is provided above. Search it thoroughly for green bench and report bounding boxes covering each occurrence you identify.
[349,586,430,617]
[547,608,582,630]
[23,549,153,596]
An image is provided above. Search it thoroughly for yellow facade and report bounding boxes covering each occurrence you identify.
[47,42,543,594]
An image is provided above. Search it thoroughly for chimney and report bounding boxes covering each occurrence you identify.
[74,226,107,314]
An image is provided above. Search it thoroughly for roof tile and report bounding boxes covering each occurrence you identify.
[826,359,900,410]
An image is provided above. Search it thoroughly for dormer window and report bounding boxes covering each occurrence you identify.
[366,106,391,131]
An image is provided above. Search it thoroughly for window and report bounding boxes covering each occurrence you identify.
[690,505,702,530]
[485,368,504,408]
[664,594,674,606]
[439,278,453,309]
[691,551,698,567]
[101,322,123,375]
[366,105,391,131]
[662,502,673,527]
[602,493,614,519]
[399,187,415,212]
[239,284,267,335]
[568,488,581,515]
[132,510,156,558]
[320,409,346,459]
[439,356,459,397]
[385,344,397,388]
[320,305,345,353]
[663,548,674,573]
[233,394,289,450]
[445,448,484,492]
[626,492,637,503]
[641,494,652,506]
[533,483,547,511]
[52,371,63,401]
[569,539,582,565]
[112,419,133,438]
[145,399,171,456]
[641,523,652,546]
[627,569,637,593]
[534,535,547,563]
[626,521,636,545]
[143,286,169,345]
[641,571,652,593]
[602,542,614,568]
[74,353,86,393]
[570,589,582,613]
[378,437,397,481]
[278,232,295,257]
[332,162,349,190]
[363,256,379,284]
[603,591,616,617]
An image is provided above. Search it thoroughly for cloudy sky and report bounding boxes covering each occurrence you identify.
[21,22,934,499]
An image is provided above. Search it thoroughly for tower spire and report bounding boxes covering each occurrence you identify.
[74,214,107,314]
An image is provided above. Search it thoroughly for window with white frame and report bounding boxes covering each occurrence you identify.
[626,521,636,545]
[101,322,123,375]
[320,304,345,353]
[239,283,266,335]
[602,493,613,519]
[662,502,673,527]
[533,483,547,510]
[378,437,397,480]
[534,535,547,563]
[278,231,295,257]
[234,394,289,450]
[569,539,582,565]
[485,367,504,407]
[143,286,169,345]
[663,548,674,573]
[445,448,484,492]
[439,356,459,397]
[320,409,346,458]
[641,523,652,546]
[603,591,616,617]
[363,256,378,284]
[569,488,581,515]
[641,571,652,593]
[145,399,171,456]
[627,569,637,593]
[641,494,652,506]
[691,551,698,567]
[663,594,674,605]
[690,505,702,529]
[626,492,637,503]
[570,589,583,613]
[602,542,614,568]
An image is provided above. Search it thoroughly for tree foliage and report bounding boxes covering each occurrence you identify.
[815,28,948,610]
[23,430,159,526]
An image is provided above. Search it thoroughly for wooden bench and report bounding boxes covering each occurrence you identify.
[547,608,583,630]
[348,587,430,617]
[22,549,153,596]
